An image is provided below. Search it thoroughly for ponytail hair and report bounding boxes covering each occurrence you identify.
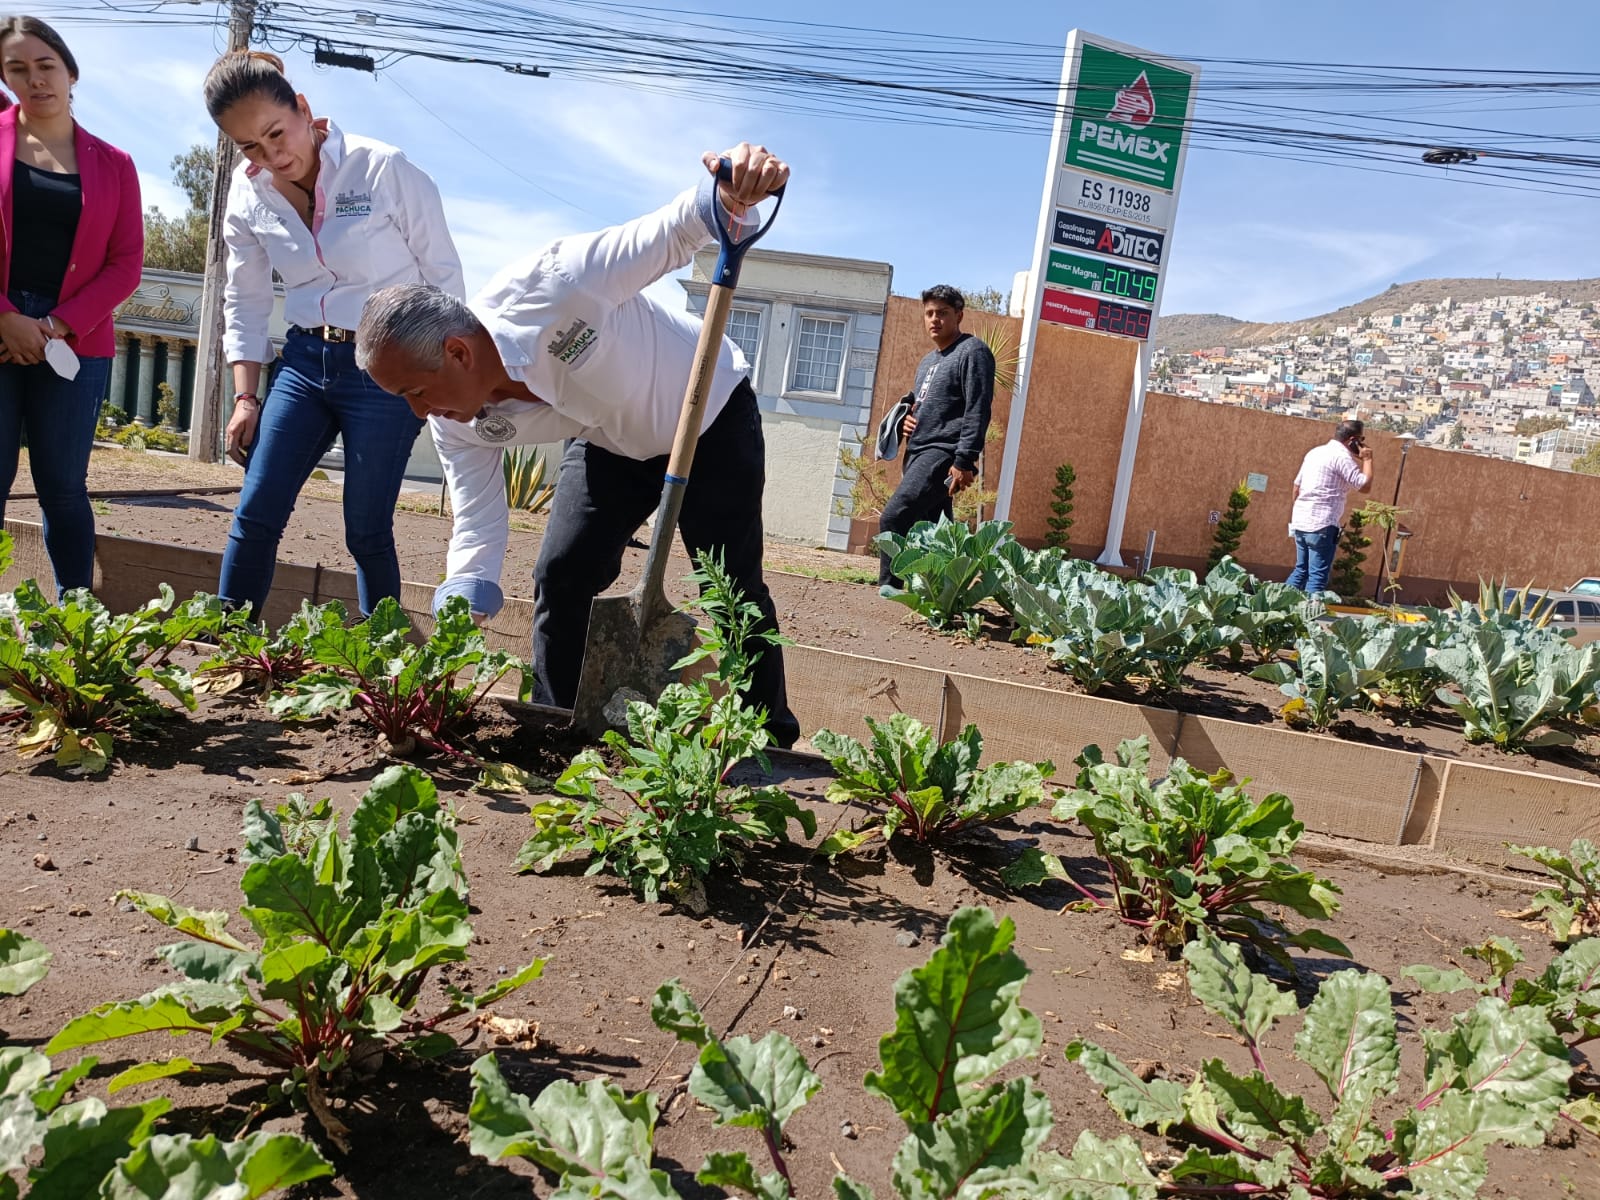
[203,49,297,122]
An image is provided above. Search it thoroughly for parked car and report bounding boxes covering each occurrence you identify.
[1569,577,1600,597]
[1529,589,1600,647]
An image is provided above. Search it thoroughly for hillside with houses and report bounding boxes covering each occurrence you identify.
[1155,284,1600,472]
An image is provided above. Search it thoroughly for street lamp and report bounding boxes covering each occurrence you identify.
[1374,432,1419,601]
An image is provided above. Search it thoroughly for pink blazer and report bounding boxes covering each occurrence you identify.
[0,108,143,359]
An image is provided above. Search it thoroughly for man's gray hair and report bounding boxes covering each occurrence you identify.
[354,284,483,371]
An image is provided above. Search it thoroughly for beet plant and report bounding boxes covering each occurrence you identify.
[516,555,814,904]
[45,766,543,1142]
[0,583,223,773]
[1508,837,1600,942]
[1005,735,1349,967]
[466,907,1069,1200]
[811,713,1054,852]
[1065,930,1574,1198]
[267,594,524,756]
[196,599,346,696]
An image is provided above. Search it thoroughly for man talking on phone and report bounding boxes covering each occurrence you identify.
[1286,418,1373,595]
[876,285,995,591]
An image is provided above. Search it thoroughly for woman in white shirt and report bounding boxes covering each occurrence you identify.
[203,50,463,618]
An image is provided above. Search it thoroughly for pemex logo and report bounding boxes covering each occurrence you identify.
[1106,71,1155,127]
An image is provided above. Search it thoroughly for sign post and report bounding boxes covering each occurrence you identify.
[993,31,1200,567]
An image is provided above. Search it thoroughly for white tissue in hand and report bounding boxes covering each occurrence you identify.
[44,338,79,381]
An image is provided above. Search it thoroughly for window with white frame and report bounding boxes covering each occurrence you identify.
[725,306,763,366]
[790,314,848,394]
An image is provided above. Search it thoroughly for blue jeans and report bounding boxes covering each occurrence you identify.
[218,329,423,617]
[1286,524,1341,596]
[0,289,112,594]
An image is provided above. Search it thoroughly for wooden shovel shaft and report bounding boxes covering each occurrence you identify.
[636,282,738,616]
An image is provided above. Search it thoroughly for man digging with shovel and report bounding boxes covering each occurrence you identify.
[354,142,800,748]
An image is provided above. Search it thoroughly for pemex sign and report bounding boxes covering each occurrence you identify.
[1064,42,1193,191]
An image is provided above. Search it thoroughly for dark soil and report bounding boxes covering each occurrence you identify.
[1,694,1598,1198]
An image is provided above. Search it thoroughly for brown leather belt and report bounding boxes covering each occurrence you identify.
[291,324,355,343]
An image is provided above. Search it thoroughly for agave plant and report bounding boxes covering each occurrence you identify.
[503,445,555,514]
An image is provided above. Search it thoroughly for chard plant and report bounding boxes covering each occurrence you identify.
[267,594,525,757]
[810,713,1054,852]
[45,766,543,1140]
[467,907,1067,1200]
[0,583,224,773]
[1066,931,1575,1199]
[1,1046,332,1200]
[1506,838,1600,942]
[1005,736,1349,966]
[1253,615,1425,730]
[196,599,346,696]
[1432,624,1600,750]
[515,556,815,904]
[874,517,1013,632]
[1403,934,1600,1046]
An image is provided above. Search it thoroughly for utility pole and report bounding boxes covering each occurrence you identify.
[188,0,256,464]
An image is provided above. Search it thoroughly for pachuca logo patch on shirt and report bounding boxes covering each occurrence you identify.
[334,190,373,218]
[474,413,517,443]
[546,317,598,367]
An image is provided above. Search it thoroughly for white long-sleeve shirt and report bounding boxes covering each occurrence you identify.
[222,118,464,364]
[432,177,749,617]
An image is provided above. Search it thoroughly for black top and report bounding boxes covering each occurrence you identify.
[904,332,997,472]
[10,160,82,297]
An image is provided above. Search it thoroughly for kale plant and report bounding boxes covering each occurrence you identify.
[875,517,1013,631]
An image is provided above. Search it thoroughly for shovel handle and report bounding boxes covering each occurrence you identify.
[708,156,785,289]
[635,158,783,617]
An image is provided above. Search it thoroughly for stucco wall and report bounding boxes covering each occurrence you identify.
[864,294,1600,600]
[762,415,845,543]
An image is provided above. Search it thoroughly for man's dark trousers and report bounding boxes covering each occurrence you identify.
[877,448,954,586]
[531,379,801,747]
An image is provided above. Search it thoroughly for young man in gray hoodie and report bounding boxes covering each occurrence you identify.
[877,285,996,588]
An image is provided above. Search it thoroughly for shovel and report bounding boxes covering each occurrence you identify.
[570,158,785,735]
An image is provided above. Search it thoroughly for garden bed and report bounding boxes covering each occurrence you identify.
[11,449,1599,783]
[2,705,1597,1198]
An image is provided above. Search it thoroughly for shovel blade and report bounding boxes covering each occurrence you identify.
[571,592,699,736]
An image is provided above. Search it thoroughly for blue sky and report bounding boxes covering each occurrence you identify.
[34,0,1600,321]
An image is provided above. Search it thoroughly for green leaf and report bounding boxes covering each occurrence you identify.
[1181,933,1298,1047]
[998,848,1069,890]
[831,1178,877,1200]
[1200,1061,1321,1149]
[240,800,287,864]
[0,1049,51,1177]
[100,1131,333,1199]
[1563,1095,1600,1138]
[45,987,238,1056]
[1402,964,1482,995]
[653,981,819,1134]
[689,1030,820,1132]
[865,907,1040,1124]
[1293,970,1398,1146]
[30,1097,169,1200]
[445,958,545,1013]
[1029,1129,1161,1199]
[348,763,442,850]
[156,941,261,986]
[467,1054,658,1180]
[1422,995,1572,1131]
[650,980,714,1048]
[696,1150,790,1200]
[31,1057,96,1115]
[889,1077,1052,1200]
[106,1059,200,1096]
[117,893,249,951]
[0,929,52,995]
[817,827,881,859]
[1066,1041,1186,1133]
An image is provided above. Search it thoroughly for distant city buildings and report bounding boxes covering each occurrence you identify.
[1153,292,1600,471]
